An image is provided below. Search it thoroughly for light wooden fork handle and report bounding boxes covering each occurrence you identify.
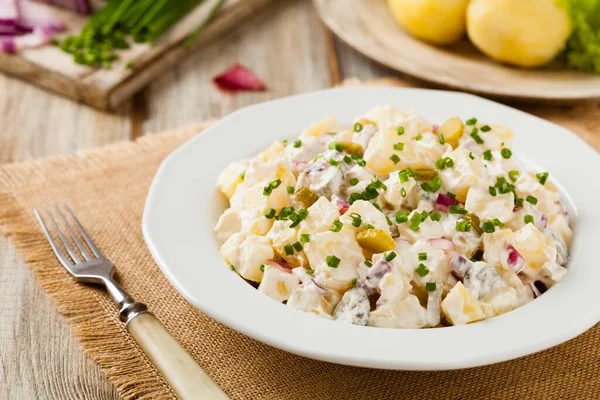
[127,312,229,399]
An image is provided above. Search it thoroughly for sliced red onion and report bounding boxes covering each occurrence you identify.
[358,259,391,295]
[333,198,349,215]
[429,237,455,252]
[500,244,526,273]
[536,213,548,230]
[267,259,292,273]
[213,63,266,93]
[449,253,472,278]
[556,201,569,217]
[0,26,53,53]
[17,0,65,32]
[435,193,457,211]
[0,0,18,35]
[293,160,308,171]
[291,267,329,295]
[41,0,91,14]
[432,124,439,133]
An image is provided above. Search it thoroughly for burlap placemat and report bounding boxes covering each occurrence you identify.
[1,80,600,400]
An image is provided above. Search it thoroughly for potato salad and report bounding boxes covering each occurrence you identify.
[215,105,572,328]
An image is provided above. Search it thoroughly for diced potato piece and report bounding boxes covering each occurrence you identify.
[356,229,396,253]
[221,233,273,282]
[214,208,241,244]
[287,284,342,318]
[217,160,249,198]
[295,187,320,208]
[441,282,485,325]
[340,200,390,233]
[236,181,292,235]
[465,187,515,223]
[302,116,344,138]
[512,224,556,278]
[258,265,300,302]
[438,117,464,148]
[368,294,428,329]
[438,148,489,202]
[480,287,518,319]
[299,197,340,235]
[482,228,514,268]
[267,220,305,268]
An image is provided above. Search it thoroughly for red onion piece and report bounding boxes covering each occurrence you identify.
[432,124,439,133]
[435,193,457,211]
[213,63,266,93]
[291,267,329,294]
[429,237,455,252]
[41,0,91,14]
[267,259,292,273]
[17,0,65,32]
[536,213,548,230]
[450,254,472,278]
[334,199,349,215]
[0,26,54,53]
[0,0,18,35]
[500,244,526,273]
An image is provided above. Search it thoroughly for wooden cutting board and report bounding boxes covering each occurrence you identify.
[0,0,273,110]
[314,0,600,104]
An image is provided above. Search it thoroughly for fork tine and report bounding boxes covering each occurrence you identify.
[34,208,76,271]
[43,206,82,264]
[63,204,103,258]
[53,202,92,261]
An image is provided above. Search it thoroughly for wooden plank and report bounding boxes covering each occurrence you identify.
[0,0,275,110]
[142,0,333,133]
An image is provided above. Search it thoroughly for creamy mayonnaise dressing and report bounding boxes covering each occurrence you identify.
[215,105,572,328]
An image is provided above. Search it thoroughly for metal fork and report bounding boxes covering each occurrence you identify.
[34,204,229,400]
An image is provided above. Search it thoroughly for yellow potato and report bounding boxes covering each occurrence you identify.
[467,0,572,67]
[387,0,470,45]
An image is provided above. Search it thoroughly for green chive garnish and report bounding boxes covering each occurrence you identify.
[343,155,352,164]
[394,142,405,151]
[483,150,492,161]
[385,251,397,262]
[482,221,495,233]
[330,220,343,232]
[354,122,363,132]
[481,125,491,132]
[287,186,295,194]
[293,241,303,252]
[416,263,429,277]
[536,172,549,185]
[396,210,409,224]
[489,186,497,196]
[438,133,445,144]
[471,130,484,144]
[284,244,294,255]
[508,170,519,182]
[306,269,315,275]
[469,152,475,160]
[456,221,471,232]
[351,278,358,287]
[326,255,341,268]
[364,260,373,267]
[300,234,311,243]
[466,117,477,126]
[329,159,340,166]
[265,208,276,219]
[329,142,343,152]
[415,134,423,141]
[350,213,362,227]
[400,187,407,198]
[239,171,246,181]
[526,195,538,205]
[430,211,441,222]
[425,282,437,291]
[390,154,401,164]
[293,140,302,148]
[350,178,359,186]
[500,148,512,159]
[397,126,405,135]
[524,215,534,224]
[418,252,427,261]
[398,170,409,183]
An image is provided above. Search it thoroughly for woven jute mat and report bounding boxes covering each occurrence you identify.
[1,79,600,400]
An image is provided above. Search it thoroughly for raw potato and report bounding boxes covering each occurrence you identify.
[387,0,470,45]
[467,0,572,68]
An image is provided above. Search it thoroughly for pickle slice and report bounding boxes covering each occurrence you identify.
[463,213,482,235]
[295,187,319,208]
[356,229,396,254]
[413,168,437,181]
[438,117,464,149]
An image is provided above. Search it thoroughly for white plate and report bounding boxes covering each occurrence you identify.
[143,87,600,370]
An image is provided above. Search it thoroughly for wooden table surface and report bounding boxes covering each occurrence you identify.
[1,1,598,398]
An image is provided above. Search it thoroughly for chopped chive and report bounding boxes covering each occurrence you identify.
[409,212,423,232]
[500,148,512,159]
[327,132,337,135]
[351,278,358,287]
[426,282,437,291]
[239,171,246,181]
[489,186,497,196]
[400,187,407,198]
[293,241,303,252]
[260,264,265,272]
[364,260,373,267]
[415,134,423,141]
[524,215,534,224]
[366,223,375,229]
[508,170,520,182]
[492,218,504,226]
[293,140,302,148]
[330,220,343,232]
[297,208,308,220]
[435,158,445,170]
[481,125,491,132]
[385,251,397,262]
[398,170,409,183]
[277,206,295,220]
[354,122,363,132]
[287,186,295,194]
[356,158,366,167]
[300,234,311,243]
[396,210,409,224]
[350,213,362,227]
[386,215,393,226]
[420,176,442,193]
[450,205,467,214]
[471,131,484,144]
[328,142,343,152]
[306,269,315,275]
[469,152,475,160]
[456,221,471,232]
[415,263,429,277]
[536,172,549,185]
[515,197,524,207]
[229,264,236,271]
[447,192,456,199]
[466,117,477,126]
[438,133,445,144]
[326,255,341,268]
[343,155,352,164]
[430,211,441,222]
[393,142,405,151]
[350,177,359,186]
[418,252,427,261]
[349,192,363,204]
[390,154,401,164]
[329,159,340,166]
[284,244,294,255]
[444,157,454,168]
[483,150,492,161]
[526,195,538,205]
[397,126,405,135]
[482,221,495,233]
[265,208,276,218]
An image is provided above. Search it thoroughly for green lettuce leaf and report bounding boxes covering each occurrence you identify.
[558,0,600,73]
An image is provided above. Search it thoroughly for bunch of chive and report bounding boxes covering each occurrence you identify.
[58,0,223,69]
